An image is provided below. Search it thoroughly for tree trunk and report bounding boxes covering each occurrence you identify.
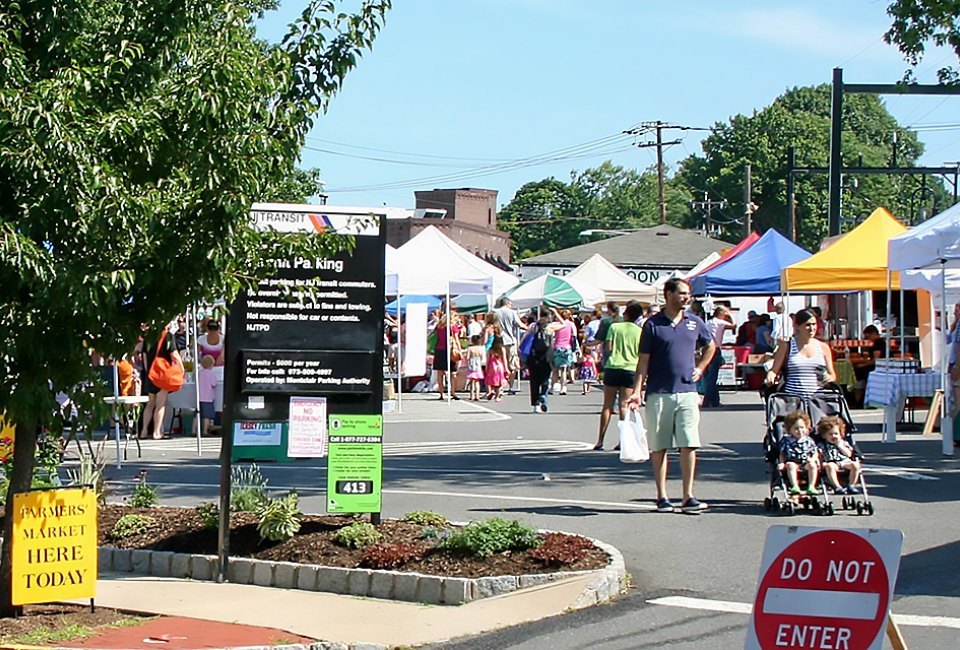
[0,419,39,617]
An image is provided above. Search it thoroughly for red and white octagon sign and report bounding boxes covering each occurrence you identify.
[745,526,903,650]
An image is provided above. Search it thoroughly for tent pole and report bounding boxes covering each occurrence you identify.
[112,361,122,469]
[446,289,451,403]
[396,291,402,415]
[193,305,201,456]
[941,260,954,456]
[899,288,905,359]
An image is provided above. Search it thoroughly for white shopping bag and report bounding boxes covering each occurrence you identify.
[618,409,650,463]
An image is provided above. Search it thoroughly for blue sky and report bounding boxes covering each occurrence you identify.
[258,1,960,211]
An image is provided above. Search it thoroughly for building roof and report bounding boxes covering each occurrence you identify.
[520,225,733,268]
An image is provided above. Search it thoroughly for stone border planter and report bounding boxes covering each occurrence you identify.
[98,536,626,607]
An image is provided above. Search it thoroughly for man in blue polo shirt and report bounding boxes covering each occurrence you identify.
[627,278,716,514]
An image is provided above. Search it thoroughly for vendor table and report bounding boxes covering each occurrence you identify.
[102,395,149,464]
[865,370,941,442]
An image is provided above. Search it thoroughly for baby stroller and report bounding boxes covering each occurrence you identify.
[762,386,872,516]
[807,387,874,516]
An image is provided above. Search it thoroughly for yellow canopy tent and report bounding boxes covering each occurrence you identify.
[781,207,908,291]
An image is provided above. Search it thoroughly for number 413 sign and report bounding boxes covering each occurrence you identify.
[326,414,382,514]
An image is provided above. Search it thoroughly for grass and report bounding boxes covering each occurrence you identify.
[6,614,148,645]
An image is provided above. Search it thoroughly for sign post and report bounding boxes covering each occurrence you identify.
[746,526,903,650]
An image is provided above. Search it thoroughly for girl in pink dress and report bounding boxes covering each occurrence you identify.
[465,335,486,401]
[484,337,507,401]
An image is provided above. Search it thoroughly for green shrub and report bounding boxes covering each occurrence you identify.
[402,511,448,526]
[67,452,108,505]
[360,543,423,570]
[439,518,541,558]
[333,521,382,549]
[130,470,158,507]
[196,502,222,530]
[109,514,155,540]
[257,492,301,542]
[231,463,269,512]
[529,533,595,566]
[418,525,451,541]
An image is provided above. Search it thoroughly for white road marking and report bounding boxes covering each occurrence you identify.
[647,596,960,629]
[863,463,938,481]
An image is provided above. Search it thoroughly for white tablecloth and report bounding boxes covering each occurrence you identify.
[865,371,941,407]
[864,370,941,443]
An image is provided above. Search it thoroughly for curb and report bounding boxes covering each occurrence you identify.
[97,535,627,608]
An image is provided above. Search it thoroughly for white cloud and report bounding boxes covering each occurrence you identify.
[706,6,903,63]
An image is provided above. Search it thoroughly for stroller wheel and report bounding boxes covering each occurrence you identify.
[763,497,771,511]
[785,502,796,516]
[771,496,780,511]
[856,502,864,516]
[866,502,875,516]
[825,503,835,516]
[812,500,822,515]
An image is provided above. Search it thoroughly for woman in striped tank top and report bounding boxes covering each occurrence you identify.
[765,309,836,397]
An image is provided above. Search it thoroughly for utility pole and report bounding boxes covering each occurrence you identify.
[690,191,727,237]
[655,124,666,223]
[626,121,704,223]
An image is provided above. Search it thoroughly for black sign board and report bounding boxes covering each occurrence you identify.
[221,209,385,457]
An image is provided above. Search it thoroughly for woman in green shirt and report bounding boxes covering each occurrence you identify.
[594,301,644,450]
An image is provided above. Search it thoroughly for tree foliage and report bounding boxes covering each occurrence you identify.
[498,163,692,259]
[0,0,389,616]
[677,84,946,250]
[886,0,960,83]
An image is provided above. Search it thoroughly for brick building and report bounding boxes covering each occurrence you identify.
[385,188,513,265]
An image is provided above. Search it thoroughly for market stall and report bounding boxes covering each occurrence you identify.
[566,254,657,304]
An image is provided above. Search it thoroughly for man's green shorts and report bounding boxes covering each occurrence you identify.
[645,392,701,452]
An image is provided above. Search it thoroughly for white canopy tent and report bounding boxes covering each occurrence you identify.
[389,227,519,406]
[888,202,960,456]
[566,254,657,304]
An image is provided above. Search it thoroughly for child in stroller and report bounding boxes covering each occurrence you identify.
[778,411,820,500]
[816,415,863,495]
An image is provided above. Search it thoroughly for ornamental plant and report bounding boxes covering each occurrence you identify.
[529,533,595,567]
[438,518,541,558]
[333,522,382,549]
[109,514,155,541]
[257,492,302,542]
[129,470,158,508]
[359,543,423,570]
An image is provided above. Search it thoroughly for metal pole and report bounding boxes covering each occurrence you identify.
[192,305,201,456]
[396,292,403,414]
[786,147,796,242]
[828,68,844,237]
[112,363,121,469]
[941,261,954,456]
[445,290,451,402]
[744,163,753,236]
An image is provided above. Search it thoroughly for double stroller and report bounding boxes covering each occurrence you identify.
[762,386,874,516]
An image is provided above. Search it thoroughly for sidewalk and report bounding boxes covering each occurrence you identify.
[82,571,599,649]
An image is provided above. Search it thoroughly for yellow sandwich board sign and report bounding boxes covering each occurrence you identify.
[12,489,97,605]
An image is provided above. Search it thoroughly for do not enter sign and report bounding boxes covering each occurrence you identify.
[745,526,903,650]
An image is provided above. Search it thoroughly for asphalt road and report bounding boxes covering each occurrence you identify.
[93,388,960,649]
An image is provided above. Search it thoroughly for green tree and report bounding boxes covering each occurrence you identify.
[0,0,388,616]
[264,167,327,203]
[498,178,588,260]
[886,0,960,83]
[499,162,693,259]
[572,161,693,232]
[677,84,941,250]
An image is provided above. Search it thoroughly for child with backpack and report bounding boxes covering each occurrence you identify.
[520,316,553,413]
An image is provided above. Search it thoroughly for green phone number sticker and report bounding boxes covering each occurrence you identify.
[326,414,382,514]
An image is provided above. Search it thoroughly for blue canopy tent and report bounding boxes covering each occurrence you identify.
[385,294,442,316]
[690,229,811,296]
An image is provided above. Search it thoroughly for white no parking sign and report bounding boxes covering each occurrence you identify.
[745,526,903,650]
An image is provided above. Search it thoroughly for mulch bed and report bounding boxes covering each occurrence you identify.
[98,504,610,578]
